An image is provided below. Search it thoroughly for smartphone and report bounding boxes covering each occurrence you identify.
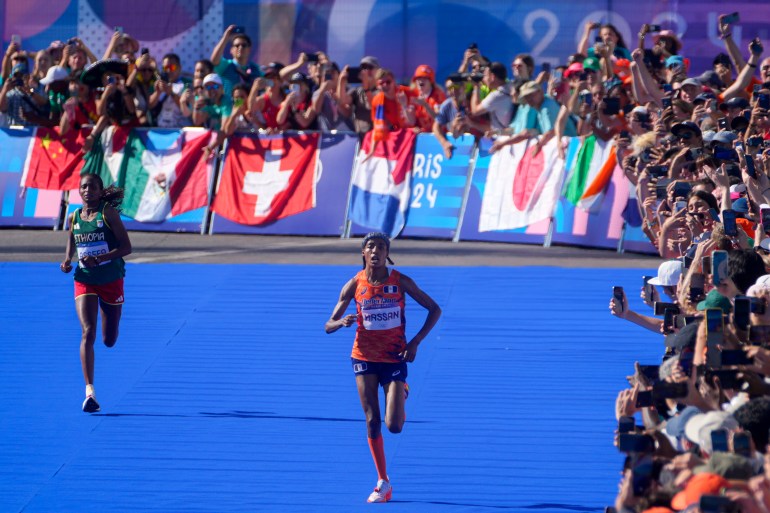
[722,209,738,237]
[746,155,757,179]
[688,147,702,161]
[653,381,688,399]
[618,433,655,453]
[759,93,770,110]
[700,494,738,513]
[613,286,625,312]
[10,34,21,45]
[541,62,551,74]
[720,349,754,366]
[643,275,654,301]
[619,130,631,140]
[114,26,123,35]
[635,390,654,408]
[647,24,662,33]
[233,97,244,108]
[663,308,676,334]
[712,250,728,286]
[672,181,692,199]
[141,47,149,56]
[618,416,636,434]
[689,273,705,302]
[734,296,751,331]
[718,117,729,130]
[751,38,764,56]
[706,307,725,333]
[638,364,661,383]
[580,90,592,106]
[675,200,687,212]
[654,302,680,316]
[232,26,245,34]
[346,66,362,83]
[661,97,672,109]
[706,307,725,368]
[711,429,729,452]
[552,68,563,82]
[662,83,673,94]
[751,296,767,314]
[721,12,740,25]
[702,255,713,275]
[307,53,320,63]
[762,207,770,233]
[733,431,752,457]
[750,325,770,344]
[655,178,672,199]
[647,165,669,178]
[631,458,653,497]
[674,314,697,329]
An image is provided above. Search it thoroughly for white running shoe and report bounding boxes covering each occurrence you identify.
[367,479,392,503]
[82,395,100,413]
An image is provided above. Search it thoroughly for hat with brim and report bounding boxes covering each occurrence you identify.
[564,62,583,79]
[115,34,140,55]
[80,59,128,88]
[665,405,703,439]
[517,81,541,103]
[697,289,733,313]
[693,451,753,480]
[671,120,702,138]
[40,65,70,86]
[684,411,738,452]
[719,97,750,111]
[648,259,684,286]
[582,56,600,72]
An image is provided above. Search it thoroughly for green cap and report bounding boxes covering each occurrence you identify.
[582,56,601,72]
[696,289,733,314]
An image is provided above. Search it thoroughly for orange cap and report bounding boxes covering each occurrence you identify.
[413,64,435,82]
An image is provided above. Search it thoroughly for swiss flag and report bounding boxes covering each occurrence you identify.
[22,127,89,190]
[212,133,320,225]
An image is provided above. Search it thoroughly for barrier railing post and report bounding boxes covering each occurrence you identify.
[617,221,627,254]
[340,138,360,239]
[453,136,478,243]
[202,136,227,235]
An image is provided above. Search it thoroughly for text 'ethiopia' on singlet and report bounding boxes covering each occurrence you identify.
[72,202,125,285]
[351,269,406,363]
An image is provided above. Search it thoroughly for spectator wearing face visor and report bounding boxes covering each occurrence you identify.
[211,25,262,96]
[192,73,231,131]
[433,74,488,159]
[409,65,445,133]
[152,53,191,128]
[338,56,380,137]
[312,62,352,132]
[248,63,286,133]
[279,72,318,131]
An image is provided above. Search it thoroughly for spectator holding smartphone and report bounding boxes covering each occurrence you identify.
[433,74,487,159]
[470,62,513,135]
[210,25,261,96]
[152,53,191,128]
[338,56,381,138]
[312,62,351,132]
[60,79,97,135]
[247,63,287,133]
[0,61,48,127]
[127,51,157,126]
[192,73,231,131]
[278,72,318,130]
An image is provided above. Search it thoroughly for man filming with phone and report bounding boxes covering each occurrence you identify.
[211,25,261,96]
[470,62,513,135]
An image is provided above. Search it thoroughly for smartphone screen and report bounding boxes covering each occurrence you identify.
[734,297,751,331]
[746,155,757,179]
[663,308,675,334]
[720,349,753,366]
[613,286,625,312]
[711,429,729,452]
[689,273,705,302]
[718,118,729,130]
[634,391,654,409]
[733,432,752,456]
[712,250,728,286]
[638,364,660,383]
[706,308,724,333]
[652,381,688,399]
[618,416,635,434]
[722,209,738,237]
[654,302,679,316]
[762,208,770,233]
[347,66,362,83]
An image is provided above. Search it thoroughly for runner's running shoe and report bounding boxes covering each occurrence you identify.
[367,479,392,503]
[82,395,100,413]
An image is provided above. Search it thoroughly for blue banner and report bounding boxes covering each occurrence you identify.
[401,134,474,239]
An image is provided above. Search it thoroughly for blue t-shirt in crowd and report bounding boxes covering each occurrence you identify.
[214,58,262,95]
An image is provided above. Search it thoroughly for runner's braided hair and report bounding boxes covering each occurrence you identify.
[88,173,125,212]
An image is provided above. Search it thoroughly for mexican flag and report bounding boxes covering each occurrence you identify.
[563,135,617,213]
[117,128,215,222]
[81,126,130,187]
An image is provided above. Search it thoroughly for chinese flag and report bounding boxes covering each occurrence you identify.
[24,127,88,190]
[212,133,319,225]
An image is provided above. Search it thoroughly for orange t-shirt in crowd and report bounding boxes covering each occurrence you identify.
[351,269,406,363]
[371,85,413,141]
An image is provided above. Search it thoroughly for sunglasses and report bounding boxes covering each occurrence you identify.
[678,132,695,140]
[232,43,249,48]
[360,64,374,71]
[205,84,220,90]
[762,66,770,72]
[163,64,178,72]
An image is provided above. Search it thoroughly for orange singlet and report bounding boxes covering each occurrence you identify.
[351,269,406,363]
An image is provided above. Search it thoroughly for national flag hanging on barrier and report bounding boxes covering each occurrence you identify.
[478,137,564,232]
[118,129,215,222]
[80,126,130,188]
[21,127,88,190]
[348,129,416,238]
[211,133,320,225]
[563,135,616,213]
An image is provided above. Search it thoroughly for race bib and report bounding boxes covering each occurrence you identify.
[76,241,110,268]
[361,305,401,331]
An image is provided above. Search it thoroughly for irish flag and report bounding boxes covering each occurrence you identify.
[117,129,215,222]
[563,135,617,213]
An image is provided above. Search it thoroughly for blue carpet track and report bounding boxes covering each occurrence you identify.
[0,262,662,513]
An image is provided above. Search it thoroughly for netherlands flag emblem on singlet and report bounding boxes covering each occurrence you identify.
[383,285,398,294]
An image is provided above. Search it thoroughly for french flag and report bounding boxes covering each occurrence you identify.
[348,129,416,238]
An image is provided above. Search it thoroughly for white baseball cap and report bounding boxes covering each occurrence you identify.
[202,73,223,87]
[40,65,69,85]
[647,260,684,287]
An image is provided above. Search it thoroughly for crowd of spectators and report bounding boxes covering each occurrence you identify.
[597,13,770,512]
